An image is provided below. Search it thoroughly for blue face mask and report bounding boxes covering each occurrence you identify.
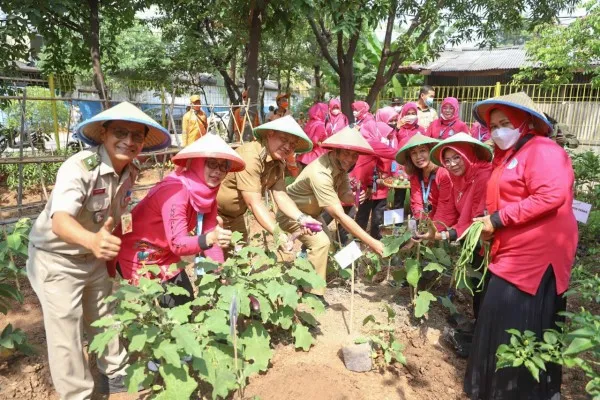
[425,97,434,107]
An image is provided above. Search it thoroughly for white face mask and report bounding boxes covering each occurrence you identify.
[404,114,418,124]
[393,106,402,113]
[331,109,341,116]
[353,111,360,118]
[492,126,521,150]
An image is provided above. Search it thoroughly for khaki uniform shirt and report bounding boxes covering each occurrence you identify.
[285,153,351,218]
[182,109,207,146]
[417,106,438,129]
[29,145,137,255]
[217,141,285,217]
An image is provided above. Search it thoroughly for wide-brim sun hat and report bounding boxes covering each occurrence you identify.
[190,95,201,103]
[253,115,313,154]
[276,93,290,101]
[321,126,374,155]
[472,91,553,135]
[171,134,245,172]
[75,101,171,152]
[430,132,494,167]
[395,134,440,164]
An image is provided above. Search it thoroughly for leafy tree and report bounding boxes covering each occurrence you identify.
[513,1,600,86]
[1,0,148,107]
[5,86,69,133]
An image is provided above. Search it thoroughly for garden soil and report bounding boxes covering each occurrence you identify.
[0,167,589,400]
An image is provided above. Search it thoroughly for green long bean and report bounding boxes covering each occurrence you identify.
[453,221,488,295]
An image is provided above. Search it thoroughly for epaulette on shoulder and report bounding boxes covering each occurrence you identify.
[81,153,100,171]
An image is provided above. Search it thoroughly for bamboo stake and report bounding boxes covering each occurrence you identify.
[350,260,355,335]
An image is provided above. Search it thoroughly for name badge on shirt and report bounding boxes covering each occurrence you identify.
[507,158,519,170]
[121,213,133,234]
[93,187,106,196]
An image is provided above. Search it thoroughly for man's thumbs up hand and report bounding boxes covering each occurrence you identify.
[90,216,122,260]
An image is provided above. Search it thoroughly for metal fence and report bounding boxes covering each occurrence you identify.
[379,83,600,146]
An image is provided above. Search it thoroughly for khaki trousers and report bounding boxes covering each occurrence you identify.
[219,212,249,243]
[26,244,127,400]
[277,213,332,296]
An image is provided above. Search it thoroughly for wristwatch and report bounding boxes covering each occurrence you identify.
[296,213,308,224]
[441,231,448,241]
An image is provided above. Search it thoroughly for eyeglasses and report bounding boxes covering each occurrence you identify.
[443,155,462,167]
[205,158,231,172]
[112,127,146,144]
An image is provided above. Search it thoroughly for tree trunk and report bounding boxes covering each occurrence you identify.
[230,49,237,85]
[314,64,322,102]
[245,1,266,124]
[339,64,355,123]
[219,68,240,103]
[284,69,291,93]
[87,0,109,109]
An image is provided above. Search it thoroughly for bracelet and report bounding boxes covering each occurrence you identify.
[440,231,448,241]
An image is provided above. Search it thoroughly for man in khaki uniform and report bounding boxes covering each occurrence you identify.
[27,102,171,399]
[217,115,320,243]
[182,94,208,146]
[416,85,438,129]
[277,126,385,299]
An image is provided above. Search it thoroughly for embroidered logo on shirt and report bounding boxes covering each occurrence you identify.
[507,158,519,170]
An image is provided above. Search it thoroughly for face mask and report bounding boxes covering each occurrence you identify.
[331,109,341,116]
[404,115,418,124]
[492,126,521,150]
[353,111,360,118]
[280,101,289,109]
[425,97,434,107]
[393,106,402,113]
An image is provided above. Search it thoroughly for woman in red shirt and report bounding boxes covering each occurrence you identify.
[326,98,348,135]
[351,101,375,127]
[426,97,470,140]
[465,92,577,400]
[395,133,457,231]
[396,102,426,146]
[297,102,329,167]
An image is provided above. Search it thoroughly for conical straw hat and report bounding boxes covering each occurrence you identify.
[321,126,374,155]
[472,92,553,135]
[253,115,313,154]
[75,101,171,152]
[171,134,245,172]
[395,134,440,164]
[430,132,494,167]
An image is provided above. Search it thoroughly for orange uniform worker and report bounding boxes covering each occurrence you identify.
[182,94,208,146]
[231,89,260,143]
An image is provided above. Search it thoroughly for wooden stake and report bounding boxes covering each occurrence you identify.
[350,260,355,334]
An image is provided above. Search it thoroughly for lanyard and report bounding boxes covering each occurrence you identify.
[195,213,205,276]
[439,121,456,139]
[420,173,435,205]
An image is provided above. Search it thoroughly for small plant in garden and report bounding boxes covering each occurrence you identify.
[0,218,35,357]
[496,264,600,397]
[90,230,326,399]
[355,304,406,368]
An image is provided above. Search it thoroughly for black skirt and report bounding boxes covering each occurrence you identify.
[464,266,566,400]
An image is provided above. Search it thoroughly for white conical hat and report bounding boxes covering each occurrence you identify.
[321,126,374,155]
[75,101,171,151]
[253,115,313,154]
[171,134,245,172]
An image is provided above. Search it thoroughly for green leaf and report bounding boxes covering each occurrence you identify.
[125,362,147,393]
[524,360,540,382]
[89,328,119,355]
[391,269,406,284]
[423,262,444,273]
[301,294,326,316]
[129,329,147,352]
[414,291,436,318]
[6,233,21,251]
[512,358,524,367]
[439,296,458,315]
[240,322,273,374]
[298,311,318,327]
[154,341,181,368]
[269,306,294,329]
[156,363,197,400]
[172,325,203,358]
[564,337,595,356]
[405,259,421,288]
[193,343,237,399]
[543,331,558,345]
[165,285,192,297]
[292,323,314,351]
[197,309,229,335]
[354,337,369,344]
[166,303,192,324]
[362,314,376,326]
[431,248,452,266]
[506,329,522,337]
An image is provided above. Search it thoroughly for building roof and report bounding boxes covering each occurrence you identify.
[399,46,530,74]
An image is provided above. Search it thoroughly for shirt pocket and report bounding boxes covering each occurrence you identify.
[86,193,110,212]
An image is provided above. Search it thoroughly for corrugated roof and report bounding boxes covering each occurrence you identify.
[423,46,528,72]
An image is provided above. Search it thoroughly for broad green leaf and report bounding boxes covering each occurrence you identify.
[138,278,165,296]
[269,306,294,329]
[89,328,119,355]
[6,233,21,251]
[405,259,421,288]
[564,337,595,356]
[423,262,444,273]
[198,309,229,335]
[543,331,558,345]
[248,293,273,323]
[524,360,540,382]
[354,337,369,344]
[248,268,280,281]
[506,329,522,337]
[391,269,406,284]
[362,314,376,326]
[414,291,436,318]
[240,322,273,374]
[125,362,147,393]
[279,283,300,308]
[165,285,192,297]
[287,267,326,290]
[384,304,396,320]
[166,303,192,324]
[154,341,181,368]
[198,273,219,286]
[172,325,203,358]
[432,247,452,267]
[292,323,314,351]
[156,363,197,400]
[193,343,237,399]
[301,294,325,316]
[512,358,524,367]
[439,296,458,315]
[298,311,318,327]
[91,317,116,328]
[128,329,147,352]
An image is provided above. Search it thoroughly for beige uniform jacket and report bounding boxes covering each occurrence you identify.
[417,106,438,129]
[284,152,351,218]
[29,145,137,255]
[217,141,285,218]
[182,109,208,146]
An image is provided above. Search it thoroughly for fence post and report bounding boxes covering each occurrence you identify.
[48,73,61,151]
[161,86,167,128]
[495,82,501,97]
